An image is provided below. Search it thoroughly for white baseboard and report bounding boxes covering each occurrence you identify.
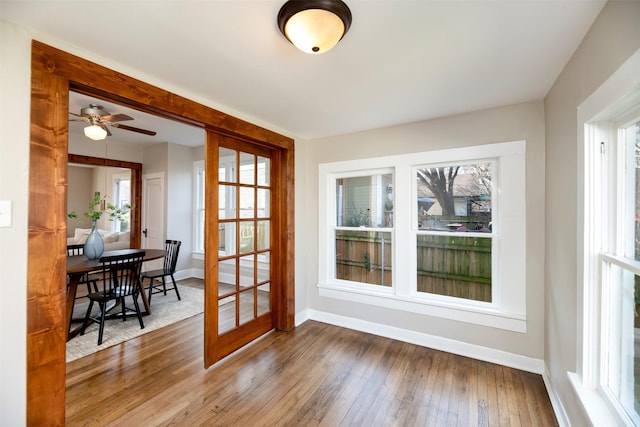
[175,268,204,281]
[306,308,545,375]
[542,369,570,427]
[295,308,310,327]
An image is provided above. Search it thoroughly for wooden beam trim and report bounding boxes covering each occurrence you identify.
[33,40,293,149]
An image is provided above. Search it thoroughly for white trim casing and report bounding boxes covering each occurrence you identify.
[318,141,527,332]
[575,47,640,427]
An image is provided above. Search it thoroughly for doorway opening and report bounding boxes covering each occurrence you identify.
[28,41,294,425]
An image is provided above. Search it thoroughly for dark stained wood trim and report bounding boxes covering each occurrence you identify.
[67,153,141,170]
[283,146,295,330]
[28,40,295,423]
[32,41,291,148]
[203,131,219,368]
[28,59,69,426]
[67,154,143,248]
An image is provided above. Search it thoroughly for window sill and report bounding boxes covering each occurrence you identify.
[568,372,629,426]
[192,251,204,261]
[317,282,526,333]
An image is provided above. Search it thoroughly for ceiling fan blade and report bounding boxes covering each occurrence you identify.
[110,123,157,136]
[69,112,88,120]
[69,118,89,123]
[101,113,133,123]
[103,125,112,137]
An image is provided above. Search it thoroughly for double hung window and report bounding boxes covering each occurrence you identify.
[194,160,205,254]
[112,173,131,232]
[414,162,493,302]
[571,50,640,426]
[334,171,394,289]
[585,116,640,425]
[318,141,526,331]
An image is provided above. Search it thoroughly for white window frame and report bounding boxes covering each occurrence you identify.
[330,168,395,293]
[318,140,526,332]
[111,172,131,233]
[411,159,497,308]
[193,160,205,257]
[572,48,640,426]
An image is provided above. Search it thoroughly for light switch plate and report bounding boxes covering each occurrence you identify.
[0,200,12,227]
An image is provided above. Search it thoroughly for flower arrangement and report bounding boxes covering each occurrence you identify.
[68,193,131,223]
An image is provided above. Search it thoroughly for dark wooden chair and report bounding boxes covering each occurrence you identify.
[142,240,182,304]
[81,251,146,345]
[66,244,99,298]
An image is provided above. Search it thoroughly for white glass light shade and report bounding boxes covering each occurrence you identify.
[284,9,345,54]
[84,124,107,140]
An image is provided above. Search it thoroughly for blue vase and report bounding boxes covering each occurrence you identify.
[83,220,104,259]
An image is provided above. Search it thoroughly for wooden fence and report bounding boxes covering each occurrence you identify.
[416,235,492,302]
[335,232,492,302]
[335,231,392,286]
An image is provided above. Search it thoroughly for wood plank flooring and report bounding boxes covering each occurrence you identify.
[66,300,557,426]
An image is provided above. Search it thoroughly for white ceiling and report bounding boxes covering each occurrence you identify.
[3,0,606,145]
[67,92,206,147]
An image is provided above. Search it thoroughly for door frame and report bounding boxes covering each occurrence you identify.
[27,41,295,425]
[141,172,165,249]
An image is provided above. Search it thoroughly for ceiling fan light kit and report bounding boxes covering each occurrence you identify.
[69,103,157,141]
[83,124,107,141]
[278,0,352,54]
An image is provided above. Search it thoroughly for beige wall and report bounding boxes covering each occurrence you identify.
[142,142,205,273]
[302,100,547,359]
[544,1,640,424]
[167,143,197,272]
[0,20,30,426]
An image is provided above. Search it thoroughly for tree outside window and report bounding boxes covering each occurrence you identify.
[415,162,493,302]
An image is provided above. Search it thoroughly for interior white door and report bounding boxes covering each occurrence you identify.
[142,173,165,270]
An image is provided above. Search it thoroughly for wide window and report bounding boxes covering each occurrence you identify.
[318,141,526,331]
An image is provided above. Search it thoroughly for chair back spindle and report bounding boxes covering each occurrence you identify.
[80,250,147,345]
[67,243,98,299]
[142,240,182,303]
[164,240,181,273]
[99,252,146,298]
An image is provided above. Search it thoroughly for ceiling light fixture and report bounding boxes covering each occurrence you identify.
[278,0,352,54]
[83,124,107,141]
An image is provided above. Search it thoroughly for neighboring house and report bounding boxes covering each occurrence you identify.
[1,2,639,426]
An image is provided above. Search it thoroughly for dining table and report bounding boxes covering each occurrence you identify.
[66,248,167,341]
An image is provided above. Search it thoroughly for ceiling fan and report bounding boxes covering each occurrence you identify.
[69,104,157,140]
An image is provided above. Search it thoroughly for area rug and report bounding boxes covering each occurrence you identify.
[66,286,204,362]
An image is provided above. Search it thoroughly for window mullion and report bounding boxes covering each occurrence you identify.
[395,164,412,296]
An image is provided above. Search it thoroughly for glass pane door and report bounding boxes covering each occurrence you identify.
[218,146,272,335]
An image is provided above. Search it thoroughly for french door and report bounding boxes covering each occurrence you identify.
[204,133,281,366]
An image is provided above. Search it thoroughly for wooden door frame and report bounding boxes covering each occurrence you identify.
[28,40,295,425]
[67,153,143,249]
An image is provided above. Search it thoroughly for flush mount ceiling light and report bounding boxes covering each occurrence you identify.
[83,123,107,141]
[278,0,352,54]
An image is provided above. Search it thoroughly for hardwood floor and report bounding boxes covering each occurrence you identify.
[66,313,557,426]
